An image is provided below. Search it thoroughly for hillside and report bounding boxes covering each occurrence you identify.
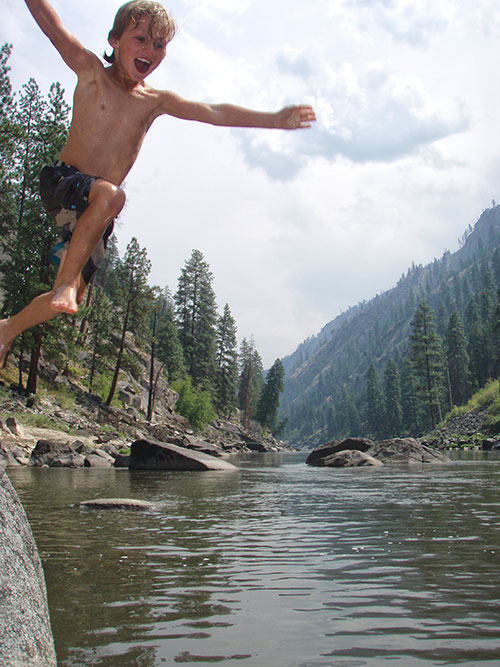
[280,205,500,448]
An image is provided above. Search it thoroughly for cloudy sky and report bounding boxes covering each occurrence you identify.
[3,0,500,366]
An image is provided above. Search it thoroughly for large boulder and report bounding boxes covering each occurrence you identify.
[129,439,238,471]
[29,440,86,468]
[369,438,451,464]
[322,450,383,467]
[306,438,374,466]
[307,436,451,467]
[0,470,57,666]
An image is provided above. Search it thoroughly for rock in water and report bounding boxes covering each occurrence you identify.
[0,470,57,666]
[79,498,155,510]
[306,438,374,465]
[129,438,238,471]
[322,450,383,467]
[307,436,451,467]
[29,440,86,468]
[369,438,451,464]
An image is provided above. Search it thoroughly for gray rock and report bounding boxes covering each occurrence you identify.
[114,453,131,468]
[0,469,57,666]
[79,498,155,510]
[5,417,24,438]
[0,442,22,467]
[322,449,383,467]
[100,443,120,458]
[307,436,450,468]
[184,435,222,457]
[29,440,86,468]
[84,453,114,468]
[369,438,451,464]
[306,438,374,465]
[129,438,238,471]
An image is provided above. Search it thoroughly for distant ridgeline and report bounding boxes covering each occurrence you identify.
[280,205,500,448]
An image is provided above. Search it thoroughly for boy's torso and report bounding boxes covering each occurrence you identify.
[59,62,164,185]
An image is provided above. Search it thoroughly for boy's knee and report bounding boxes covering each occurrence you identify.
[90,180,126,218]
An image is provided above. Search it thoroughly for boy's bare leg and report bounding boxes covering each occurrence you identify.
[50,179,125,314]
[0,254,87,366]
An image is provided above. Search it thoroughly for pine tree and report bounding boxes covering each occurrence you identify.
[238,337,264,429]
[256,358,285,432]
[384,357,402,436]
[156,288,185,382]
[0,44,18,240]
[410,301,445,429]
[466,299,490,389]
[365,362,384,438]
[445,310,470,407]
[0,77,69,391]
[106,237,152,406]
[86,285,115,391]
[174,249,217,391]
[400,358,420,434]
[214,303,238,416]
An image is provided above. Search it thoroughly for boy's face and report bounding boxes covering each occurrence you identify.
[109,16,167,82]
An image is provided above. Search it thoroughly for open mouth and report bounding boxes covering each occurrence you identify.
[134,58,151,74]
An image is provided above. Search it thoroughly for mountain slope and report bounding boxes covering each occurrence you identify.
[280,205,500,447]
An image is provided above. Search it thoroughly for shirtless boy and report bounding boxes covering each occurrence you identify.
[0,0,316,365]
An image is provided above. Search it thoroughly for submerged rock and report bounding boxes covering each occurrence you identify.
[79,498,155,510]
[129,438,238,471]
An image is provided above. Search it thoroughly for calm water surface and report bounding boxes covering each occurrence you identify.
[8,451,500,666]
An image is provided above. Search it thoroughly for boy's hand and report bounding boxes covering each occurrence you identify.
[276,105,316,130]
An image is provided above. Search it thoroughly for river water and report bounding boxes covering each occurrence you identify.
[7,451,500,667]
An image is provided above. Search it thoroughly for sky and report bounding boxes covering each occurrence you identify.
[3,0,500,367]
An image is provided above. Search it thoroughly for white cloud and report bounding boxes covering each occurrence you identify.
[234,59,469,179]
[341,0,455,46]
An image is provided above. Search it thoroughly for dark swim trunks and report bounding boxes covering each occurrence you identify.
[39,160,115,285]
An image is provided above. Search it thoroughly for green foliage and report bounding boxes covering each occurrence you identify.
[238,337,264,428]
[9,411,76,434]
[173,377,216,431]
[256,358,284,432]
[174,249,218,392]
[214,303,238,416]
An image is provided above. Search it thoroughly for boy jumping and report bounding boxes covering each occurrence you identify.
[0,0,316,365]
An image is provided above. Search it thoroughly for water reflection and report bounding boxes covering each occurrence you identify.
[8,452,500,666]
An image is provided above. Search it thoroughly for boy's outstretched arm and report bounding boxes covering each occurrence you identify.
[24,0,96,74]
[160,92,316,130]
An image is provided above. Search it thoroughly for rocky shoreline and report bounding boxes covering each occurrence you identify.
[0,382,289,470]
[419,407,500,451]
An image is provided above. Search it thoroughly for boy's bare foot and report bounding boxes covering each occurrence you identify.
[50,285,79,314]
[0,320,12,366]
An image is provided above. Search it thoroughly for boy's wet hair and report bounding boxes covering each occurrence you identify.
[104,0,177,63]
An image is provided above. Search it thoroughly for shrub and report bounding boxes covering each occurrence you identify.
[173,377,216,431]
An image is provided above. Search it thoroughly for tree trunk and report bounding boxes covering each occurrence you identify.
[147,311,157,421]
[26,328,43,396]
[105,301,130,406]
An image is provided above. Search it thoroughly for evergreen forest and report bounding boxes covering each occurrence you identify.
[0,44,284,435]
